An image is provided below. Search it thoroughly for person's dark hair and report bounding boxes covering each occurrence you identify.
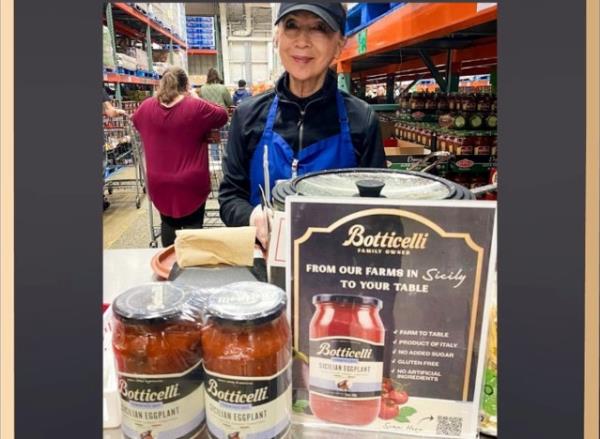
[156,67,188,104]
[238,79,246,88]
[207,68,222,84]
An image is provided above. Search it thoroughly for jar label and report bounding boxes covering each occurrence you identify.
[309,337,384,400]
[118,360,205,439]
[457,146,474,155]
[475,146,491,155]
[203,362,292,439]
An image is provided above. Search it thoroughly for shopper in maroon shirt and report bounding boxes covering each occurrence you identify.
[132,67,228,246]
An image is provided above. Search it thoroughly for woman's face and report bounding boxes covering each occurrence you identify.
[277,11,345,83]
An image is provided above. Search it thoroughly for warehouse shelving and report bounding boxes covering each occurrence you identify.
[104,3,190,99]
[336,3,498,185]
[112,3,187,48]
[337,3,497,95]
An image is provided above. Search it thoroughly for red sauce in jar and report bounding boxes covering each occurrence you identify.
[201,282,292,439]
[112,283,205,439]
[309,294,385,426]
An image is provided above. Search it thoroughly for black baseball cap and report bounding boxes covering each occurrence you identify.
[275,3,346,33]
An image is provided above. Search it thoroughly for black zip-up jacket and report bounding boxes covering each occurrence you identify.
[218,70,386,227]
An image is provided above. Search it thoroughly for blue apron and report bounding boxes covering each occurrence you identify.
[249,90,357,206]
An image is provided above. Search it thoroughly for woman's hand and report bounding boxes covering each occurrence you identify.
[249,204,273,250]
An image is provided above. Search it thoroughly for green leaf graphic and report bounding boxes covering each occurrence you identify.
[292,400,310,413]
[395,406,417,423]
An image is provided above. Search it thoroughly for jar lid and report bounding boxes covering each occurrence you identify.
[113,282,192,322]
[313,294,382,310]
[206,281,286,324]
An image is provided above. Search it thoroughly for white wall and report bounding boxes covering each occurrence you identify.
[219,3,278,86]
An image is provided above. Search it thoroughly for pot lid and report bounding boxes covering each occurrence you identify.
[292,169,454,200]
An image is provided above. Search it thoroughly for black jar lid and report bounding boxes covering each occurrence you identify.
[313,294,382,310]
[206,281,286,325]
[112,282,194,323]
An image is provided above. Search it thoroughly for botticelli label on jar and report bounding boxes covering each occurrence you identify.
[309,337,384,400]
[118,360,205,439]
[204,362,292,439]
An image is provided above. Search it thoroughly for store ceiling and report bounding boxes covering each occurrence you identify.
[185,2,217,16]
[184,2,273,16]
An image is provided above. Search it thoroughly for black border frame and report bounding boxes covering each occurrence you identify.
[10,0,592,437]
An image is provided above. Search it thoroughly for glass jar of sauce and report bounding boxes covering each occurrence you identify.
[437,93,449,111]
[462,93,477,111]
[409,93,425,110]
[112,283,205,439]
[445,135,457,154]
[424,93,436,110]
[477,94,491,112]
[437,133,447,151]
[399,94,410,110]
[422,129,432,148]
[201,282,292,439]
[448,92,458,111]
[474,135,492,155]
[455,136,474,155]
[309,294,385,426]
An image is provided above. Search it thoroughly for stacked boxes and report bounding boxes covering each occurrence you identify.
[186,16,216,49]
[135,3,186,41]
[103,25,116,70]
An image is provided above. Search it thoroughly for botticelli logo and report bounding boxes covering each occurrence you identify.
[119,379,181,403]
[206,379,269,404]
[311,338,384,363]
[117,360,205,404]
[203,366,291,407]
[342,224,429,251]
[316,342,374,361]
[213,290,262,306]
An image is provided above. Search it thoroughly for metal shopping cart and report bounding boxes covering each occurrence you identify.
[203,125,229,228]
[103,113,146,208]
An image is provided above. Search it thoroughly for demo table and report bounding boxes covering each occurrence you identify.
[102,249,495,439]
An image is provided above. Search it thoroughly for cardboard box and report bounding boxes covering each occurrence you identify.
[188,74,207,86]
[385,140,426,157]
[152,49,169,63]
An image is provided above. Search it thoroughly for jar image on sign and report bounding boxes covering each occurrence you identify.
[309,294,385,425]
[201,281,292,439]
[111,282,206,439]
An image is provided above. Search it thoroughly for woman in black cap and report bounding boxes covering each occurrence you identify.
[219,3,385,248]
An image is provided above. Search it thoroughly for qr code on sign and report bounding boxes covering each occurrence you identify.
[436,416,463,437]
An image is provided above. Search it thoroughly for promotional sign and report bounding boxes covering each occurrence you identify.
[287,197,496,438]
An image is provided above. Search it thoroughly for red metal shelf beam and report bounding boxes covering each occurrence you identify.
[113,2,187,48]
[338,3,497,71]
[103,72,159,86]
[187,49,217,55]
[350,41,497,80]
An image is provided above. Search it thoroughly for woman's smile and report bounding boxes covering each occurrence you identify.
[291,55,314,64]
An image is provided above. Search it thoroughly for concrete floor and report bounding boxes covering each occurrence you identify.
[103,167,223,249]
